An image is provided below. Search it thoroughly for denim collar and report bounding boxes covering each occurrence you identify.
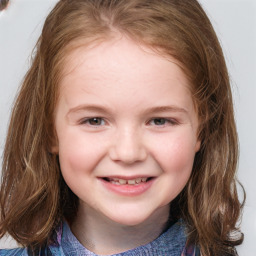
[56,219,187,256]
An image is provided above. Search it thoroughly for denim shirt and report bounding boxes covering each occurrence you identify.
[0,220,199,256]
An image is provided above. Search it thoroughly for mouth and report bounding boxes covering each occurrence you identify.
[101,177,153,185]
[99,176,155,196]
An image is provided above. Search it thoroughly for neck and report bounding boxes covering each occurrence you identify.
[71,203,170,255]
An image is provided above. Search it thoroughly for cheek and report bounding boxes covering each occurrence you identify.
[151,132,197,195]
[152,135,197,205]
[57,131,105,177]
[57,134,104,197]
[154,133,197,169]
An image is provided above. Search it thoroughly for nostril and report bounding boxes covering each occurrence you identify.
[109,145,147,164]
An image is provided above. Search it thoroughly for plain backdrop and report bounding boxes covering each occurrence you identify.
[0,0,255,255]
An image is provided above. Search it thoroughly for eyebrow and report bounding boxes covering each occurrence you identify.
[67,104,188,116]
[144,106,188,115]
[67,104,111,116]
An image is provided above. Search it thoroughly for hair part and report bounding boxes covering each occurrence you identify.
[0,0,244,255]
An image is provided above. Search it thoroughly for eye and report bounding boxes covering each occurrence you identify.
[148,118,178,126]
[81,117,105,126]
[151,118,167,125]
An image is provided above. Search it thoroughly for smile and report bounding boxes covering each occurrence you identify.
[103,177,151,185]
[100,176,155,196]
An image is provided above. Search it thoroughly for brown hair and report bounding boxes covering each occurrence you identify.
[0,0,9,11]
[0,0,244,255]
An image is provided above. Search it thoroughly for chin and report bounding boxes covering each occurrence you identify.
[118,218,146,227]
[107,211,155,227]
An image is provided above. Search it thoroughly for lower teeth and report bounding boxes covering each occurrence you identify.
[110,180,148,185]
[111,182,141,185]
[104,177,151,185]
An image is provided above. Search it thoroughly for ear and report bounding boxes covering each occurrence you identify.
[51,145,59,154]
[49,134,59,154]
[195,140,201,152]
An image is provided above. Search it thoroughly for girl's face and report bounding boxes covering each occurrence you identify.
[53,37,200,226]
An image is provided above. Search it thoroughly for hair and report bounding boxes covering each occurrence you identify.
[0,0,9,11]
[0,0,244,255]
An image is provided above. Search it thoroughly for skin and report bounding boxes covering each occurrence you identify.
[53,36,200,255]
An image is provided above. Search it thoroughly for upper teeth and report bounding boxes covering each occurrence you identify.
[109,177,147,185]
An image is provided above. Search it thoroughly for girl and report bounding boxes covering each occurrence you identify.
[0,0,244,255]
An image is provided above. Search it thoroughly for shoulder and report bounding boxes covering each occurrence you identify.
[0,248,28,256]
[0,222,63,256]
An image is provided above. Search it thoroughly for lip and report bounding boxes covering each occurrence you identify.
[99,176,155,196]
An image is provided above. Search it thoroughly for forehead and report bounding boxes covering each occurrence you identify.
[60,36,190,89]
[54,37,199,131]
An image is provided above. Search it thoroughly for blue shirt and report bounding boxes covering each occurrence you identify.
[0,220,198,255]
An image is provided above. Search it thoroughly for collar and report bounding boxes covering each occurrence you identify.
[51,219,187,256]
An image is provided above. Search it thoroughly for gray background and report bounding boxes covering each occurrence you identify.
[0,0,255,255]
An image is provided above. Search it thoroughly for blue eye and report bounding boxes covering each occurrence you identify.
[82,117,105,126]
[149,118,177,126]
[152,118,167,125]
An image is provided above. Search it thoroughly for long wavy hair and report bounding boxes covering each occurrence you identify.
[0,0,244,255]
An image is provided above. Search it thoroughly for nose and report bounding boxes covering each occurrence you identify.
[109,127,147,164]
